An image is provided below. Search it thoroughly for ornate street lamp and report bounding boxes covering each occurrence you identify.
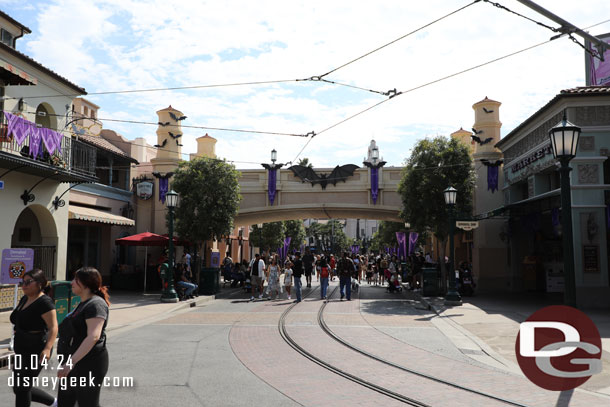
[271,149,277,163]
[161,190,179,302]
[549,113,581,307]
[371,146,379,164]
[444,186,461,305]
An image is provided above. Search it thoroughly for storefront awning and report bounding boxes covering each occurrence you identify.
[0,59,37,85]
[69,205,135,226]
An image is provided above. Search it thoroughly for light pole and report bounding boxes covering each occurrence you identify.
[548,112,581,307]
[257,223,263,256]
[161,189,179,303]
[444,186,462,305]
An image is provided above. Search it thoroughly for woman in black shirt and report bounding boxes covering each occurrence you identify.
[10,269,58,407]
[57,267,110,407]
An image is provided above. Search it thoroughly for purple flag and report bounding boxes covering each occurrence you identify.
[396,232,407,259]
[159,177,168,203]
[606,205,610,229]
[408,232,419,255]
[488,166,499,193]
[283,237,291,260]
[370,167,379,204]
[268,168,277,205]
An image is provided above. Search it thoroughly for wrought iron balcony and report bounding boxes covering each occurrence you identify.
[1,123,97,178]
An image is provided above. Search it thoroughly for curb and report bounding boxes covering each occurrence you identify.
[0,294,216,370]
[414,292,522,375]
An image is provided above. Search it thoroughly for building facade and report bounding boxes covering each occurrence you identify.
[496,86,610,307]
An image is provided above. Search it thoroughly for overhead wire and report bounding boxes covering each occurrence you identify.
[290,12,610,164]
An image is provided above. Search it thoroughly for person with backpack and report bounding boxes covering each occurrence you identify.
[319,257,330,300]
[338,252,354,301]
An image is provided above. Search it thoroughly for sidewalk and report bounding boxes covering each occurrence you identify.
[0,291,214,365]
[414,290,610,397]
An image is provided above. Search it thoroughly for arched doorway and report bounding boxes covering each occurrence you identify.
[11,204,59,280]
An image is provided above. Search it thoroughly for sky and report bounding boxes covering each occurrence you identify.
[2,0,609,169]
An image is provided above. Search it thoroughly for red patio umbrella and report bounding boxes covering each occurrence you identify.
[115,232,175,293]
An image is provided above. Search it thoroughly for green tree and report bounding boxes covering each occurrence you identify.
[283,220,306,251]
[171,157,241,261]
[297,157,313,168]
[398,136,474,279]
[250,222,285,253]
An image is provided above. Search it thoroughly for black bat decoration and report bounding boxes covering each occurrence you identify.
[289,164,359,190]
[168,132,182,139]
[175,140,183,146]
[471,127,483,135]
[261,163,284,170]
[482,107,494,114]
[363,161,387,169]
[158,121,170,126]
[152,171,174,179]
[154,139,168,148]
[169,112,187,122]
[481,159,503,167]
[471,135,493,145]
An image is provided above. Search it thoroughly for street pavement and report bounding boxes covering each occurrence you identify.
[0,281,608,406]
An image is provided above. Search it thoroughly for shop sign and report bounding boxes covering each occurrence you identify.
[506,144,555,185]
[136,181,153,200]
[456,221,479,231]
[1,248,34,284]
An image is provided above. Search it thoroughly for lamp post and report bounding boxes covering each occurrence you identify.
[548,112,581,307]
[271,149,277,164]
[161,189,179,303]
[257,223,263,256]
[371,146,379,164]
[443,186,462,305]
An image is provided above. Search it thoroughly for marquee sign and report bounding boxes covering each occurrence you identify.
[136,181,153,200]
[506,143,555,185]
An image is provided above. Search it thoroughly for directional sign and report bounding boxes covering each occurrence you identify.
[456,221,479,231]
[0,180,4,190]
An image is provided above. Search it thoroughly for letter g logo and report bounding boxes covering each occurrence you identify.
[515,306,602,391]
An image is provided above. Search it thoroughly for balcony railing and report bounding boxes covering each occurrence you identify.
[0,123,96,177]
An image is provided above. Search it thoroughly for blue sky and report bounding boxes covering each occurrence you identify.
[2,0,609,168]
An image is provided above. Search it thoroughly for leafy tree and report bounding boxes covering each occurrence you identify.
[250,222,285,254]
[306,219,349,253]
[369,221,409,251]
[283,220,306,251]
[171,157,241,263]
[398,136,474,279]
[297,157,313,168]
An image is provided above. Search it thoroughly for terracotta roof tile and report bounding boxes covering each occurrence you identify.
[560,86,610,94]
[77,134,138,163]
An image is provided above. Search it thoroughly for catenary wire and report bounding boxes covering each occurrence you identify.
[315,0,481,79]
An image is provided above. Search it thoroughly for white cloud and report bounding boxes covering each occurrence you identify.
[10,0,610,169]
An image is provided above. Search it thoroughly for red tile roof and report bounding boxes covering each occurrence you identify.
[560,86,610,94]
[77,134,138,163]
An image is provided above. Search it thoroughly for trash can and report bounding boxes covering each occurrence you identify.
[422,267,439,297]
[199,267,220,295]
[50,281,71,324]
[69,293,81,312]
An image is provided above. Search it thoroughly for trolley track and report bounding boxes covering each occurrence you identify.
[278,285,432,407]
[317,286,531,407]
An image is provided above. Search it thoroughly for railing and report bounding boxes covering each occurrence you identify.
[0,123,96,177]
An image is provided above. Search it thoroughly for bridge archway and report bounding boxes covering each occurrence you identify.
[235,167,403,226]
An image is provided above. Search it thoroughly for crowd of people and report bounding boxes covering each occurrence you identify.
[219,248,437,303]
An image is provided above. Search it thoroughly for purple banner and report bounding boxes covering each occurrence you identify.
[282,237,291,260]
[159,177,168,203]
[488,166,499,193]
[606,205,610,229]
[395,232,406,259]
[4,112,63,156]
[408,232,419,255]
[588,36,610,86]
[268,168,277,205]
[370,167,379,204]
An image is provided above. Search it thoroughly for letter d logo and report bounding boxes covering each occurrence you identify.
[515,305,602,391]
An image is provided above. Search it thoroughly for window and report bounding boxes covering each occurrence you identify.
[372,227,377,234]
[1,29,13,47]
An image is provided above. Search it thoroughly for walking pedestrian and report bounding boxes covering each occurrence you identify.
[57,267,110,407]
[283,261,293,300]
[249,253,266,300]
[302,249,314,288]
[319,257,330,300]
[329,254,336,281]
[292,252,304,302]
[338,252,354,301]
[10,269,57,407]
[265,255,281,300]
